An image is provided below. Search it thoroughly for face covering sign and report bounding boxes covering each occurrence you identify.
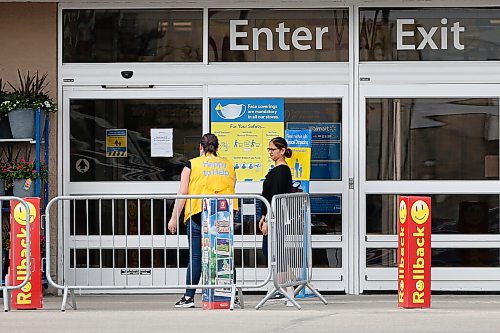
[210,98,284,181]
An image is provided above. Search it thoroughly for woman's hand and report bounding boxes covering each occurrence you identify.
[259,216,268,236]
[168,218,177,234]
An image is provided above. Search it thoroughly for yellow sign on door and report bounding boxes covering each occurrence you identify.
[106,129,127,157]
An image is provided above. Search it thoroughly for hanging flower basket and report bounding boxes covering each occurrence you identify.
[0,71,56,139]
[1,158,48,198]
[12,178,35,198]
[8,107,35,139]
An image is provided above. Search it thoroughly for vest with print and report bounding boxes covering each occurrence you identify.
[184,153,237,222]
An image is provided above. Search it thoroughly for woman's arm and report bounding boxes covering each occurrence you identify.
[168,166,191,234]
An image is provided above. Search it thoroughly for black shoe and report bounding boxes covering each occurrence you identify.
[234,297,241,308]
[270,293,285,300]
[174,296,194,308]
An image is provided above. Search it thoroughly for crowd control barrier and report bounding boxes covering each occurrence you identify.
[45,194,273,311]
[256,193,327,310]
[0,197,32,312]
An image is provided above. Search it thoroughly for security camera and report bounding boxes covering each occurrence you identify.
[121,71,133,79]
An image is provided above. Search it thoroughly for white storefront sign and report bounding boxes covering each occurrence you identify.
[229,19,329,51]
[396,18,465,51]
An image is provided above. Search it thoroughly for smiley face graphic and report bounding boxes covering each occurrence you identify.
[399,200,407,224]
[416,280,425,292]
[411,200,429,224]
[13,201,37,226]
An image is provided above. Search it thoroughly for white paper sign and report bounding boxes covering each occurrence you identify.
[151,128,173,157]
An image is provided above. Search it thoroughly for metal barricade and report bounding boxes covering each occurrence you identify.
[0,197,32,312]
[256,193,327,310]
[45,194,272,311]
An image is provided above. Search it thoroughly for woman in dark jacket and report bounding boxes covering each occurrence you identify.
[259,136,293,260]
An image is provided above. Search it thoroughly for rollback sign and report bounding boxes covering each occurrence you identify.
[9,198,43,309]
[398,196,431,308]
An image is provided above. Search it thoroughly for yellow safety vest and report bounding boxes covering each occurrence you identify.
[184,153,237,222]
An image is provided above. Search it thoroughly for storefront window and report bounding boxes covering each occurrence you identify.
[285,99,342,180]
[209,9,349,62]
[209,98,342,181]
[70,99,202,181]
[313,248,342,268]
[366,98,499,180]
[62,9,203,62]
[360,7,500,61]
[310,195,342,235]
[366,194,500,235]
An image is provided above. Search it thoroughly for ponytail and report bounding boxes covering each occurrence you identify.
[200,133,219,156]
[270,137,292,158]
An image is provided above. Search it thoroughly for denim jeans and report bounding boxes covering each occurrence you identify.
[262,235,268,262]
[184,213,238,298]
[185,219,202,298]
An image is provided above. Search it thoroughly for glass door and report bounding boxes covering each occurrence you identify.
[208,84,350,291]
[62,86,204,286]
[359,84,500,292]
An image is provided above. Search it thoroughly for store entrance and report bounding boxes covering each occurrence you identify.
[61,84,350,292]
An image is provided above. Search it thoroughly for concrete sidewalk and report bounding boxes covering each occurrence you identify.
[1,294,500,332]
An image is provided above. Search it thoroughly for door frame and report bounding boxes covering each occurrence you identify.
[358,83,500,292]
[208,84,350,291]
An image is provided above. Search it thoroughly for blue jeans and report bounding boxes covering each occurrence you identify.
[185,219,202,298]
[262,235,268,262]
[184,213,237,298]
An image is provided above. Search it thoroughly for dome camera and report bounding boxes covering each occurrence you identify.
[121,71,133,79]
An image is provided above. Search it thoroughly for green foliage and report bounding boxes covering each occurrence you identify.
[0,158,48,185]
[0,70,57,117]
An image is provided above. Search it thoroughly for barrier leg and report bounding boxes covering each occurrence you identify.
[230,285,236,311]
[70,289,78,310]
[255,287,278,310]
[294,284,305,296]
[305,282,328,305]
[237,287,245,309]
[3,287,9,312]
[61,286,68,312]
[278,286,301,310]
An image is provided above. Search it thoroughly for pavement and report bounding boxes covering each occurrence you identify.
[1,294,500,332]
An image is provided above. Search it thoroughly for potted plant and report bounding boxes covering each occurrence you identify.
[0,70,57,139]
[3,158,48,198]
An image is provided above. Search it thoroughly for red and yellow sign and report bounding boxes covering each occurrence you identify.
[9,198,43,309]
[398,196,431,308]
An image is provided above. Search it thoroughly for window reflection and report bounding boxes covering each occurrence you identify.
[310,195,342,235]
[360,8,500,61]
[285,99,342,180]
[366,248,500,267]
[313,248,342,268]
[366,98,499,180]
[63,9,203,62]
[366,194,500,235]
[70,99,202,181]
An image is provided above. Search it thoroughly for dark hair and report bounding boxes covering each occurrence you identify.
[200,133,219,156]
[270,137,292,158]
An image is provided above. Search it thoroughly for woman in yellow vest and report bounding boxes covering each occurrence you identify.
[168,133,236,308]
